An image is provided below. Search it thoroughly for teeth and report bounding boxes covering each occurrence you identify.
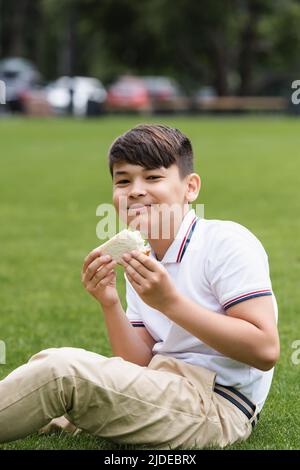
[128,205,149,212]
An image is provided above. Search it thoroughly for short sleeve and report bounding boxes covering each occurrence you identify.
[124,273,145,327]
[207,230,273,311]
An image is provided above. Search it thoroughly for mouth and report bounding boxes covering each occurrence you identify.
[127,204,151,215]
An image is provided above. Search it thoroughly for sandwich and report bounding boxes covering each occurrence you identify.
[97,229,151,263]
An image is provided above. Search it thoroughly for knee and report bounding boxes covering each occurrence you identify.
[27,347,109,382]
[28,348,61,363]
[28,347,82,379]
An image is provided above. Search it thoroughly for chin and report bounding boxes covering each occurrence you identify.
[128,214,152,237]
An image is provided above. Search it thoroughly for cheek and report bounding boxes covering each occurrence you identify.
[113,191,127,211]
[152,183,174,200]
[159,184,184,202]
[112,193,119,213]
[112,192,118,204]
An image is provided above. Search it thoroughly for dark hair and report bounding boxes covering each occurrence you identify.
[108,124,194,179]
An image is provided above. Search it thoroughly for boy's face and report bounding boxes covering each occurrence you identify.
[112,162,192,238]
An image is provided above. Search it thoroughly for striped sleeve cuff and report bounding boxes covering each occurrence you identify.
[223,289,272,310]
[130,321,145,327]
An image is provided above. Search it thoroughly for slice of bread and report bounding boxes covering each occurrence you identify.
[98,229,150,263]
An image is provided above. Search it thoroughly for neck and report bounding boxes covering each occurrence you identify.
[148,204,190,261]
[148,237,173,262]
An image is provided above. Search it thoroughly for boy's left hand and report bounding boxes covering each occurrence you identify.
[121,250,178,311]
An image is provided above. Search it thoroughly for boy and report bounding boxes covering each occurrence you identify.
[0,125,279,449]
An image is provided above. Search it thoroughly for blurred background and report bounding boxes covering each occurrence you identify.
[1,0,300,117]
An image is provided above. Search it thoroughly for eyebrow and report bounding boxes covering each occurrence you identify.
[113,169,162,177]
[113,171,129,176]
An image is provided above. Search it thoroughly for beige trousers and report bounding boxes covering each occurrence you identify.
[0,347,254,449]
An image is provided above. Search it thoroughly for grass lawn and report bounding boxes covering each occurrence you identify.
[0,115,299,450]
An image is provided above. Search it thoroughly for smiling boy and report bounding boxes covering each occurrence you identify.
[0,125,279,449]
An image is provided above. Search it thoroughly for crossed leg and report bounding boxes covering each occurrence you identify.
[0,347,217,449]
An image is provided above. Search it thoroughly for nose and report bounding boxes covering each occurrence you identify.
[128,179,147,199]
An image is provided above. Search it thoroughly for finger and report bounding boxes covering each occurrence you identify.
[84,255,112,282]
[118,259,127,268]
[125,264,144,286]
[126,271,142,291]
[82,248,102,274]
[84,254,111,281]
[122,255,149,278]
[95,270,116,287]
[130,251,156,272]
[89,260,117,286]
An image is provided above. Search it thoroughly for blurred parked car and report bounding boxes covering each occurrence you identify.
[194,86,217,102]
[0,57,42,112]
[192,86,218,110]
[142,76,189,112]
[46,76,107,117]
[106,76,151,112]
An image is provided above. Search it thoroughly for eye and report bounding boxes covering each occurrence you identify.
[146,176,161,180]
[115,179,130,185]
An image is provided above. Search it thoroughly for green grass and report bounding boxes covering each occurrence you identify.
[0,115,299,450]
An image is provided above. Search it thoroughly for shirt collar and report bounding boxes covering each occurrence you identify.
[149,208,198,264]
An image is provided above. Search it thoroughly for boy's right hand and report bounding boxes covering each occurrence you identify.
[81,249,119,308]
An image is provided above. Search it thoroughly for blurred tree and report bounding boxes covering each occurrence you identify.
[146,0,236,94]
[76,0,236,94]
[0,0,299,94]
[237,0,272,95]
[261,0,300,74]
[0,0,26,57]
[8,0,28,57]
[42,0,79,77]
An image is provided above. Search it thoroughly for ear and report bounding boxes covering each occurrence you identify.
[185,173,201,203]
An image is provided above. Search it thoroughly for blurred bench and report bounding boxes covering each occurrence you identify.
[150,96,191,113]
[22,89,53,116]
[194,96,288,112]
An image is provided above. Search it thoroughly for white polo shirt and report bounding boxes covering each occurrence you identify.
[125,208,278,411]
